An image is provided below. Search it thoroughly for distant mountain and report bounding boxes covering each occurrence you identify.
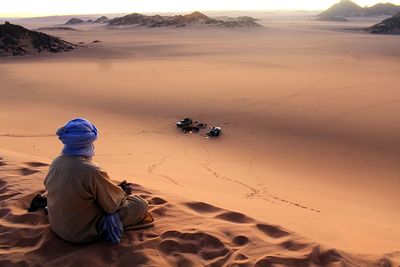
[319,0,400,18]
[108,11,261,28]
[319,0,363,17]
[364,3,400,16]
[221,16,261,27]
[107,13,168,26]
[369,12,400,34]
[160,12,209,27]
[93,16,109,24]
[65,18,85,25]
[0,22,77,56]
[65,16,110,25]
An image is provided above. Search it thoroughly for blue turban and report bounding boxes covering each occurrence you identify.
[56,118,98,158]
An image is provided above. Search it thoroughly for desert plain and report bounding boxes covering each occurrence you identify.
[0,11,399,266]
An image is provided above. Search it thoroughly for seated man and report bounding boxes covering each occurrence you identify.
[44,118,151,244]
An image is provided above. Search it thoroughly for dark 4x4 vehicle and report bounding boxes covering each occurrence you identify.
[176,118,193,128]
[207,127,222,137]
[176,118,221,137]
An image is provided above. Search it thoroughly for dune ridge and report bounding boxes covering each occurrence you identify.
[0,151,398,266]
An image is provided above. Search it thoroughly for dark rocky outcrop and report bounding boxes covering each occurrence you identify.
[65,18,85,25]
[218,16,261,27]
[36,27,77,31]
[93,16,109,24]
[108,11,261,28]
[152,11,213,27]
[369,12,400,34]
[65,16,109,25]
[319,0,400,18]
[319,0,364,18]
[0,22,77,56]
[108,13,164,26]
[365,3,400,16]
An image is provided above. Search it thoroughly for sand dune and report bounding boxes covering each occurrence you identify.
[0,150,398,266]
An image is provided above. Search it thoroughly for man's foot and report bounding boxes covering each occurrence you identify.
[125,212,155,230]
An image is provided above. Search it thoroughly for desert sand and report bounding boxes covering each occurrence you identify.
[1,11,400,266]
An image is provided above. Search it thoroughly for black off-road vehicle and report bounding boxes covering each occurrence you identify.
[207,127,222,137]
[176,118,193,128]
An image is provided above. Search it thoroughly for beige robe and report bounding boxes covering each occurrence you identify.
[44,155,147,243]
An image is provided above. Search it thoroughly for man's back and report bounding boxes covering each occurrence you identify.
[44,155,125,243]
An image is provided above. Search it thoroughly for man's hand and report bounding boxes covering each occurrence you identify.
[118,180,132,195]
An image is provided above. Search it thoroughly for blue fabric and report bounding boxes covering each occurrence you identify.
[56,118,98,158]
[98,213,123,244]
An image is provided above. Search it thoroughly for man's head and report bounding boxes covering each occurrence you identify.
[56,118,98,158]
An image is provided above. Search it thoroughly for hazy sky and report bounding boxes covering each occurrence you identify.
[2,0,400,17]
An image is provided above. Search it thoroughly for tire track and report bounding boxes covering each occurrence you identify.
[248,160,321,213]
[185,144,320,212]
[147,154,180,186]
[184,144,320,213]
[183,144,261,198]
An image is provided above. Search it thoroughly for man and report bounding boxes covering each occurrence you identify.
[44,118,152,244]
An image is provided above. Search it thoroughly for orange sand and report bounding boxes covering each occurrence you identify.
[1,11,400,266]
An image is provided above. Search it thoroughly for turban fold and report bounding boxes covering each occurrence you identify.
[56,118,98,158]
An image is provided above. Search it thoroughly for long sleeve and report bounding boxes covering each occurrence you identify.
[90,168,126,214]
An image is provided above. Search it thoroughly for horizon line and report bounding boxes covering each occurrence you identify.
[0,9,325,19]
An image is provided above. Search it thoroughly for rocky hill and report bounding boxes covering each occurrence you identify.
[319,0,363,18]
[65,18,85,25]
[36,27,77,31]
[108,13,164,26]
[219,16,261,27]
[369,12,400,34]
[65,16,110,25]
[107,11,261,28]
[365,3,400,16]
[93,16,109,24]
[0,22,77,56]
[319,0,400,18]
